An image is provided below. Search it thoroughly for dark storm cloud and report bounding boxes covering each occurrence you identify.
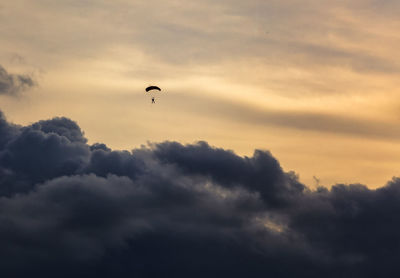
[0,64,35,95]
[1,110,400,277]
[287,181,400,276]
[151,141,305,207]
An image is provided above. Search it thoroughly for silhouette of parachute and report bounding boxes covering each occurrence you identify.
[145,86,161,92]
[145,85,162,104]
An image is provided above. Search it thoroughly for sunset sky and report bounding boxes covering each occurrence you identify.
[2,0,400,186]
[4,1,400,277]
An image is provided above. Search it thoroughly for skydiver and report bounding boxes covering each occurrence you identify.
[152,97,155,104]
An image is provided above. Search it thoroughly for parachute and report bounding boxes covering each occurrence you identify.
[145,85,162,104]
[145,86,161,92]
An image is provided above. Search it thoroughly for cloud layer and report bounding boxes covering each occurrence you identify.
[1,110,400,277]
[0,65,35,95]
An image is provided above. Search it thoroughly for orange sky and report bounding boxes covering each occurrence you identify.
[2,0,400,187]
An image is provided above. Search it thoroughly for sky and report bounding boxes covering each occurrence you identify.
[2,0,400,187]
[3,1,400,276]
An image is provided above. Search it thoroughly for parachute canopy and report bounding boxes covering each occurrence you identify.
[145,86,161,92]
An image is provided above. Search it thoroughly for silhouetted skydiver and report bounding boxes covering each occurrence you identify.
[145,86,161,104]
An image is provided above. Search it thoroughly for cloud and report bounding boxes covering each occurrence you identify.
[177,94,400,141]
[1,110,400,277]
[0,64,35,95]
